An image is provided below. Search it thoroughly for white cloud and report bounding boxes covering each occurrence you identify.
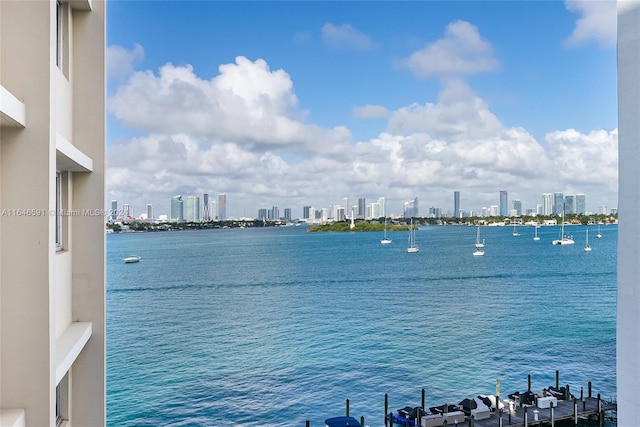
[107,43,144,79]
[353,104,390,119]
[565,0,617,49]
[108,56,351,155]
[399,20,499,79]
[321,23,374,51]
[107,56,617,217]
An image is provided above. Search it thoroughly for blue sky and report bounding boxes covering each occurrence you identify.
[106,0,618,219]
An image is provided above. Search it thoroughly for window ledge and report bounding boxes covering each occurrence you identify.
[69,0,92,10]
[0,409,25,427]
[55,322,92,384]
[0,85,26,128]
[56,133,93,172]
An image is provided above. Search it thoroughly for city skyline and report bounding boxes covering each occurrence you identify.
[110,187,608,222]
[106,2,617,217]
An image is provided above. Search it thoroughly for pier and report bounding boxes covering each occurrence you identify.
[313,372,617,427]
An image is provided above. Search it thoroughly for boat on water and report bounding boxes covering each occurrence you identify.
[552,212,574,245]
[380,217,392,245]
[596,224,603,238]
[473,248,485,256]
[475,225,485,248]
[584,229,592,252]
[325,416,362,427]
[407,219,419,253]
[533,226,540,241]
[512,224,520,236]
[123,256,141,263]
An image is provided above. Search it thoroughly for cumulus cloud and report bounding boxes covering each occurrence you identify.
[399,20,499,79]
[353,104,390,119]
[107,55,617,217]
[108,56,351,155]
[107,43,144,79]
[321,23,374,51]
[565,0,617,49]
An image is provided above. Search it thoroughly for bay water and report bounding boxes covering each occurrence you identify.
[107,224,617,426]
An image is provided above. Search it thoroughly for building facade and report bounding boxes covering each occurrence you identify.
[454,191,460,218]
[171,195,184,222]
[186,196,200,222]
[499,191,508,216]
[218,193,226,220]
[0,1,106,426]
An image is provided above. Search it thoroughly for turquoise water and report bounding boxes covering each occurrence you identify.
[106,224,617,426]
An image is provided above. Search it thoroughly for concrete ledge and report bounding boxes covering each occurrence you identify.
[55,322,92,384]
[69,0,92,10]
[0,409,26,427]
[0,85,26,128]
[56,133,93,172]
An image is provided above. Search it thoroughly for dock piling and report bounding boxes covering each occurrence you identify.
[422,388,425,409]
[306,420,309,427]
[384,394,388,426]
[573,398,578,426]
[361,416,365,426]
[588,381,592,398]
[524,406,528,427]
[555,370,559,389]
[550,401,555,427]
[528,374,531,392]
[346,399,349,417]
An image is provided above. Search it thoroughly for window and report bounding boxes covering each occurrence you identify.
[56,0,63,70]
[56,171,62,250]
[56,373,69,426]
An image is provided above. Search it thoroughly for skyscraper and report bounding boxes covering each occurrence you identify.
[303,206,311,219]
[377,197,386,218]
[111,200,117,221]
[218,193,227,220]
[284,208,292,221]
[209,200,217,220]
[499,191,508,216]
[542,193,554,216]
[576,194,586,215]
[513,199,522,216]
[186,196,200,222]
[203,193,209,221]
[358,198,366,219]
[454,191,460,218]
[171,195,184,222]
[147,204,154,220]
[553,192,564,215]
[565,195,575,214]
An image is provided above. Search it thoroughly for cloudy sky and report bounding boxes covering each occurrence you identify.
[106,1,618,219]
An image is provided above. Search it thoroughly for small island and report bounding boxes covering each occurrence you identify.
[308,222,412,232]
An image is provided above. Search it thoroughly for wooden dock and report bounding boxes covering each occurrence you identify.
[462,397,616,427]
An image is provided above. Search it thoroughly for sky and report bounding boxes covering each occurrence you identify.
[106,0,618,219]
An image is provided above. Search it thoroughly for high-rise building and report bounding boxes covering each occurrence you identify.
[209,200,216,220]
[147,204,154,220]
[454,191,460,218]
[513,199,522,216]
[218,193,227,220]
[358,198,366,219]
[377,197,386,218]
[111,200,118,221]
[541,193,553,216]
[342,197,349,218]
[599,205,608,215]
[269,206,279,220]
[404,197,419,218]
[123,203,130,218]
[186,196,200,222]
[303,206,311,219]
[565,195,575,214]
[284,208,292,221]
[258,208,267,220]
[203,193,209,221]
[576,194,586,215]
[553,192,564,215]
[499,191,508,216]
[0,1,106,425]
[171,195,184,222]
[489,205,499,216]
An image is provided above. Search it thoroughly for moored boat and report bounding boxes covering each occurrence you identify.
[123,256,141,263]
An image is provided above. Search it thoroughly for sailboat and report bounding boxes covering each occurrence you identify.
[533,225,540,241]
[596,224,603,238]
[584,229,592,252]
[381,217,392,245]
[512,224,520,236]
[475,226,485,248]
[407,219,419,253]
[552,212,574,245]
